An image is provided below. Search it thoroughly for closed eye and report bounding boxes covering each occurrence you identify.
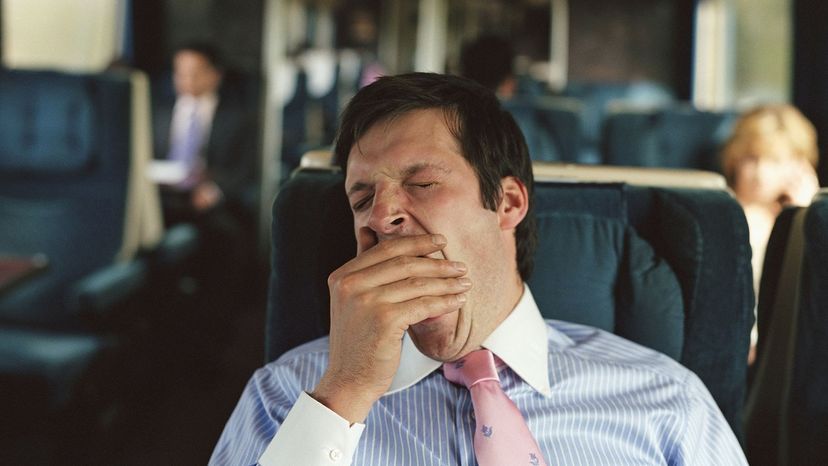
[352,195,373,211]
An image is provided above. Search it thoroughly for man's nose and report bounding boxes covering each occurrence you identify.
[367,190,408,235]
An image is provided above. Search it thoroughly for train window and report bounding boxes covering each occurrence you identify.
[1,0,123,71]
[695,0,792,108]
[569,0,688,93]
[445,0,551,77]
[731,0,791,105]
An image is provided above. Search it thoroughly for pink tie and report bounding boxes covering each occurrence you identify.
[443,349,548,466]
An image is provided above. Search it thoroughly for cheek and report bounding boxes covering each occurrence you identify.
[755,162,787,189]
[734,163,762,194]
[736,162,757,180]
[173,76,186,92]
[199,76,214,92]
[195,76,211,93]
[443,211,502,273]
[176,75,196,94]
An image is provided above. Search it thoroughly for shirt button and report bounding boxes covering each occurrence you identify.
[328,449,343,462]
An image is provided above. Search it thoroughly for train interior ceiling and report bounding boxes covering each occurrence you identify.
[1,0,827,464]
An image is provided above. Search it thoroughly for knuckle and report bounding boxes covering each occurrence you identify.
[437,294,460,309]
[420,296,447,316]
[335,273,358,295]
[375,305,397,327]
[394,255,414,270]
[431,295,451,309]
[377,240,396,256]
[410,298,430,316]
[354,291,373,308]
[326,270,340,289]
[409,276,428,289]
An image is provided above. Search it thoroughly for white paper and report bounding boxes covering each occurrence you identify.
[146,160,188,184]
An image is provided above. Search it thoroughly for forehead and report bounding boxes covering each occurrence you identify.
[738,135,796,160]
[174,51,213,71]
[345,109,465,178]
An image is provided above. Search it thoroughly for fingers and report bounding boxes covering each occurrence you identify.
[779,163,820,206]
[354,255,467,289]
[345,234,448,272]
[330,234,464,293]
[356,293,466,336]
[329,255,468,311]
[377,276,472,303]
[400,293,467,327]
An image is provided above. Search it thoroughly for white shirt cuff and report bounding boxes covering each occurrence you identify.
[258,391,365,466]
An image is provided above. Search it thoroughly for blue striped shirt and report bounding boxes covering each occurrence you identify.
[211,289,746,465]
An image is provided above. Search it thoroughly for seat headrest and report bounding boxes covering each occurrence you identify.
[0,71,98,175]
[529,182,684,359]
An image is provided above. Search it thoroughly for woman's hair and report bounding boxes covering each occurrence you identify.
[721,104,818,186]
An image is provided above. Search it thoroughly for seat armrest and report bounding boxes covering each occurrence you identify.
[66,225,197,319]
[151,224,199,267]
[67,260,148,316]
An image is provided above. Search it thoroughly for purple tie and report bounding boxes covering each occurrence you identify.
[443,349,548,466]
[167,104,204,189]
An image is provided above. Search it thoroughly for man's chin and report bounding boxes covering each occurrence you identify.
[409,310,462,360]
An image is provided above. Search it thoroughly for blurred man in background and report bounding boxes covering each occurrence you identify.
[152,42,259,357]
[153,42,257,229]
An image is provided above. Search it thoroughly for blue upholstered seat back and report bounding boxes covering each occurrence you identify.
[0,70,133,328]
[788,196,828,463]
[529,182,686,361]
[562,81,674,163]
[752,196,828,464]
[602,106,737,171]
[265,169,753,440]
[0,75,96,175]
[503,96,583,163]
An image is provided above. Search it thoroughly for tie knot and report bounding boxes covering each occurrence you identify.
[443,349,501,388]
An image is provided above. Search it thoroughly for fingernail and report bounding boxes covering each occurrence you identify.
[432,234,447,245]
[458,277,472,287]
[453,262,467,272]
[456,293,467,303]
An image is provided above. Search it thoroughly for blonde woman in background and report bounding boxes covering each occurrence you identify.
[721,104,821,362]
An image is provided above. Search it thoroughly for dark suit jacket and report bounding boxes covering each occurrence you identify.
[152,80,258,209]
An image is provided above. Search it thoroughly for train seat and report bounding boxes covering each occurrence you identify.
[0,68,196,460]
[0,69,164,327]
[277,49,340,175]
[601,104,738,171]
[502,95,584,163]
[264,167,753,441]
[562,80,675,163]
[533,162,727,189]
[298,148,336,171]
[745,190,828,465]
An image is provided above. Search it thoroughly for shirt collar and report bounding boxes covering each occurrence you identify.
[175,92,218,111]
[385,284,567,398]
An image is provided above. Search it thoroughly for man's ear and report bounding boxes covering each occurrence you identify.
[497,176,529,230]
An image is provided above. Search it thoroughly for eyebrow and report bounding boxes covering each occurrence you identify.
[346,162,450,197]
[346,181,371,198]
